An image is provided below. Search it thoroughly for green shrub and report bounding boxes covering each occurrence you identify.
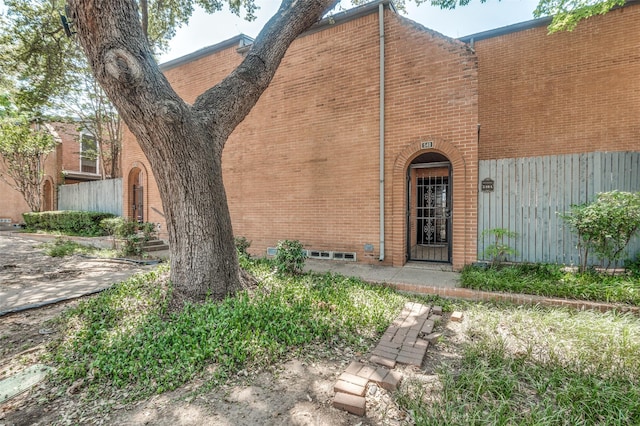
[274,240,306,275]
[23,211,115,237]
[625,255,640,278]
[99,217,157,257]
[234,236,251,258]
[481,228,518,267]
[561,191,640,272]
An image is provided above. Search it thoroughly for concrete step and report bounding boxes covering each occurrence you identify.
[142,240,169,252]
[144,245,169,252]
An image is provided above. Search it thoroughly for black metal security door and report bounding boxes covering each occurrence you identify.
[408,163,451,262]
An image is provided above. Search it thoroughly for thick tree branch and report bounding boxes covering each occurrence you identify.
[193,0,339,144]
[67,0,191,162]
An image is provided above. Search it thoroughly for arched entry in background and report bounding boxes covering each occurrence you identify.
[128,167,145,222]
[42,178,54,211]
[407,152,451,263]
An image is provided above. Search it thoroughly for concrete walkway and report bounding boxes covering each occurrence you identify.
[0,269,149,316]
[304,259,460,288]
[0,231,156,316]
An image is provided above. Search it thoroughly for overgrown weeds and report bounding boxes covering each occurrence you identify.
[461,263,640,305]
[40,238,94,257]
[39,237,117,258]
[396,303,640,425]
[47,259,420,401]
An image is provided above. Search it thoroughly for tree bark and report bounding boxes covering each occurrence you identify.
[67,0,337,304]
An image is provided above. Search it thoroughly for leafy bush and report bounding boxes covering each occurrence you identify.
[100,217,157,257]
[274,239,306,275]
[561,191,640,271]
[625,255,640,278]
[234,236,251,258]
[23,210,115,236]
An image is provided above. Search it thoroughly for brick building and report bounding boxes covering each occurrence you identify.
[0,122,102,224]
[121,0,640,269]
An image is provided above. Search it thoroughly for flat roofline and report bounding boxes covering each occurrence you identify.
[305,0,395,36]
[160,34,254,71]
[458,16,551,43]
[158,0,395,70]
[459,0,639,43]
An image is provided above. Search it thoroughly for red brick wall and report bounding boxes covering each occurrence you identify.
[121,7,479,268]
[385,15,478,268]
[51,122,83,172]
[475,4,640,160]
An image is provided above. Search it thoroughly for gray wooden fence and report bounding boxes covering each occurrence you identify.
[478,152,640,267]
[58,178,123,216]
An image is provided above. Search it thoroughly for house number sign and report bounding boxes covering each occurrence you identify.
[421,141,433,149]
[482,178,494,192]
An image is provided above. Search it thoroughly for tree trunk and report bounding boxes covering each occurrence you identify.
[67,0,337,305]
[152,127,240,302]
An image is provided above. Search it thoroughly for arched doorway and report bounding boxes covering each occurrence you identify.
[407,152,451,263]
[42,179,53,211]
[128,167,144,222]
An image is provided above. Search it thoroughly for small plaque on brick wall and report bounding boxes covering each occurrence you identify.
[420,141,433,149]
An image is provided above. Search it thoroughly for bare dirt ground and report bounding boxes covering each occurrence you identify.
[0,234,463,426]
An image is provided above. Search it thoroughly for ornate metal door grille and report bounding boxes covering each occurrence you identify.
[408,168,451,262]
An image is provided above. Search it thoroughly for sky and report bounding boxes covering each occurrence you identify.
[0,0,543,63]
[158,0,542,63]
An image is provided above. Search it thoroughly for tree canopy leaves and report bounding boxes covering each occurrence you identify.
[534,0,626,32]
[427,0,626,32]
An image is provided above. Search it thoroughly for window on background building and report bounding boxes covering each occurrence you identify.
[80,134,98,174]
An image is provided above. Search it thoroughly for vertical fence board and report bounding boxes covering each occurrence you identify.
[478,152,640,267]
[58,178,123,216]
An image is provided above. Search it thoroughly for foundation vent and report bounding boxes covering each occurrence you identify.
[266,248,356,262]
[266,247,279,257]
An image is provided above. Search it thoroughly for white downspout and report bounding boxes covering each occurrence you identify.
[378,2,385,261]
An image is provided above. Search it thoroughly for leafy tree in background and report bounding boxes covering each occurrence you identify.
[56,70,123,179]
[533,0,626,32]
[0,116,57,212]
[0,1,121,178]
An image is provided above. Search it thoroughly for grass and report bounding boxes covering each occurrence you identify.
[396,303,640,425]
[43,254,640,422]
[46,258,448,400]
[461,263,640,305]
[39,237,102,257]
[38,237,141,259]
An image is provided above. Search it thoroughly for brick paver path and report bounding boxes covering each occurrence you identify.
[332,302,447,416]
[370,301,441,369]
